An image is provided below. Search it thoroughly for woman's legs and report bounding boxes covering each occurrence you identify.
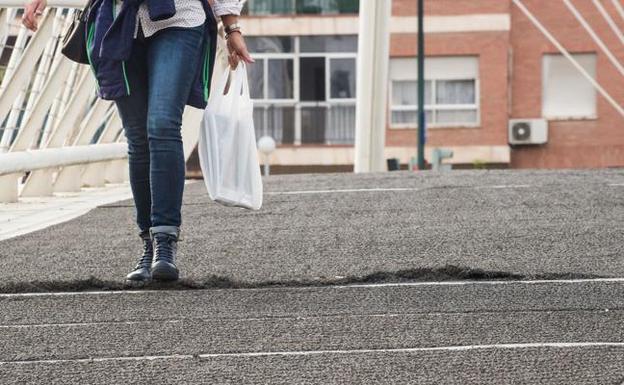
[115,38,150,233]
[114,36,152,284]
[115,25,204,282]
[115,25,204,235]
[145,25,205,235]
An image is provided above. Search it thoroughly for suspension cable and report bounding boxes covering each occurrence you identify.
[592,0,624,45]
[512,0,624,117]
[610,0,624,22]
[564,0,624,77]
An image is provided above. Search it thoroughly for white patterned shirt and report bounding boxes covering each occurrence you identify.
[211,0,244,17]
[114,0,244,38]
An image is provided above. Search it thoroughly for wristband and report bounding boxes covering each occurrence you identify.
[225,29,241,40]
[224,23,241,35]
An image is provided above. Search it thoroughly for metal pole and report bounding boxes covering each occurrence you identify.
[353,0,391,172]
[264,158,270,176]
[417,0,426,170]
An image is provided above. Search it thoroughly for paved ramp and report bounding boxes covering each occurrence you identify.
[1,170,624,383]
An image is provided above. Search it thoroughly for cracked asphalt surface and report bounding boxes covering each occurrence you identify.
[2,170,624,383]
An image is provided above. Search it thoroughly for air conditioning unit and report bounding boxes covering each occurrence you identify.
[508,119,548,145]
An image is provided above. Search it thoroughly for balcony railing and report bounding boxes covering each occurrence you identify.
[243,0,359,16]
[253,103,356,146]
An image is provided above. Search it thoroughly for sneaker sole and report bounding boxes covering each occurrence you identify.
[124,278,152,288]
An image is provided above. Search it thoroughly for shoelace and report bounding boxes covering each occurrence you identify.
[153,234,175,263]
[134,238,153,269]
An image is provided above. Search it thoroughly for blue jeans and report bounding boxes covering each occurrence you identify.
[115,25,204,235]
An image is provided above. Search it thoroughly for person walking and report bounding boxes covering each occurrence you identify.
[22,0,254,285]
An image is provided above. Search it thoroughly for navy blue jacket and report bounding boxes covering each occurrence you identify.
[85,0,218,109]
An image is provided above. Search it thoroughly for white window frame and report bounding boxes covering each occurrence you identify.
[246,0,355,15]
[389,78,480,129]
[389,56,481,129]
[250,36,357,145]
[541,53,597,121]
[245,0,297,15]
[249,53,298,104]
[324,54,358,103]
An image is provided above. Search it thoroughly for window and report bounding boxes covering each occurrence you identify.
[246,36,294,54]
[248,35,358,145]
[330,58,356,99]
[542,53,597,119]
[300,57,326,101]
[389,57,480,128]
[243,53,297,100]
[300,36,358,53]
[244,0,359,15]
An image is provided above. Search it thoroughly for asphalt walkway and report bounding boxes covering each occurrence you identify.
[2,170,624,383]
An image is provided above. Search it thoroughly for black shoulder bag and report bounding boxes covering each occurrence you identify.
[61,2,93,65]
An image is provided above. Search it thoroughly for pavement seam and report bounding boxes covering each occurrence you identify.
[0,265,606,295]
[265,184,534,195]
[3,342,624,365]
[0,308,619,328]
[0,275,620,298]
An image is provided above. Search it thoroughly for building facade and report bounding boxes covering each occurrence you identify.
[226,0,624,170]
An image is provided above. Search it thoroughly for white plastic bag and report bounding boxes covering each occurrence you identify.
[198,63,263,210]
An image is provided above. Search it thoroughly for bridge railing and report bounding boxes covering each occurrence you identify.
[0,1,208,203]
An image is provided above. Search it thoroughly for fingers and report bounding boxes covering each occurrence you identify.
[226,40,235,68]
[22,2,42,32]
[227,34,255,65]
[228,51,240,69]
[239,48,254,64]
[234,41,254,64]
[22,3,35,31]
[35,0,45,13]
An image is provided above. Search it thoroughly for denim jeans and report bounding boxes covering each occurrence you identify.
[115,25,204,235]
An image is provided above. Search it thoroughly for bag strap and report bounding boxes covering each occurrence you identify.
[216,66,232,97]
[239,62,250,99]
[229,62,250,99]
[80,0,98,22]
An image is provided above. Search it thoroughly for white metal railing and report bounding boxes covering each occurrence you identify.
[0,143,127,175]
[0,1,209,202]
[0,4,125,203]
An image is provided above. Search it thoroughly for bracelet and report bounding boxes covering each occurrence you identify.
[224,23,241,35]
[225,29,242,40]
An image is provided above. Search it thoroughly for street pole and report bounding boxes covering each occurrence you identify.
[353,0,391,173]
[417,0,426,170]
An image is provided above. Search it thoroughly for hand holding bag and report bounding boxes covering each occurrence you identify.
[198,63,263,210]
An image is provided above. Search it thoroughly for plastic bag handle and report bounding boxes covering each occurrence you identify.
[215,66,232,97]
[239,62,251,99]
[229,62,250,99]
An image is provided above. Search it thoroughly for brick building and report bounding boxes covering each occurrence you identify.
[199,0,624,171]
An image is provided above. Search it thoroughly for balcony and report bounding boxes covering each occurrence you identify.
[243,0,359,16]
